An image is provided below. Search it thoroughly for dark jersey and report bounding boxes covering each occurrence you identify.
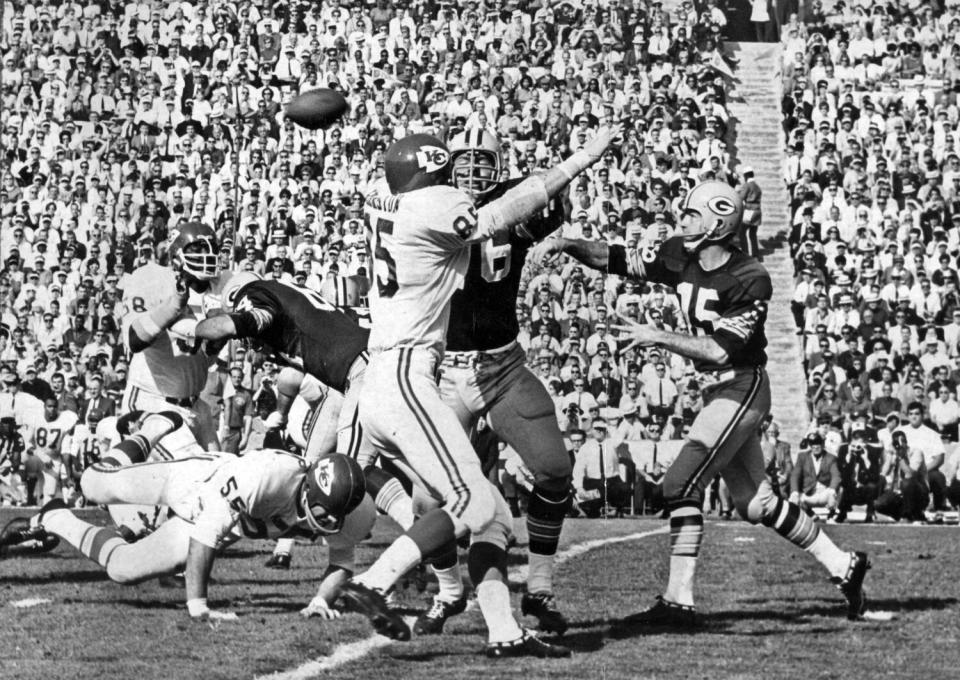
[609,236,772,372]
[446,178,566,352]
[233,280,369,392]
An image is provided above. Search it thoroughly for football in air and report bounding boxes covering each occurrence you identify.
[285,88,349,130]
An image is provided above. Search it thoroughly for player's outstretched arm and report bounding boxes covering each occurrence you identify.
[184,537,237,622]
[612,317,729,366]
[477,125,622,240]
[194,315,240,341]
[529,238,612,272]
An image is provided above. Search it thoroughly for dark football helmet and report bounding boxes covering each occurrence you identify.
[384,133,451,194]
[448,128,502,200]
[298,453,366,534]
[168,222,221,280]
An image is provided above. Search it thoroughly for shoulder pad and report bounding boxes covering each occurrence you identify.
[122,264,178,309]
[659,237,688,273]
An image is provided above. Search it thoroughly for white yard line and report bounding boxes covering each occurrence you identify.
[259,524,668,679]
[9,597,51,608]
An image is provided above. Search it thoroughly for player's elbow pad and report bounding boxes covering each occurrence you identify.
[483,175,549,236]
[229,312,261,338]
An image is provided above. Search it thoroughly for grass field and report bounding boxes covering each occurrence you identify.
[2,508,958,680]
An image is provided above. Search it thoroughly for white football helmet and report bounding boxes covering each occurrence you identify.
[220,271,262,312]
[448,128,503,200]
[678,181,743,252]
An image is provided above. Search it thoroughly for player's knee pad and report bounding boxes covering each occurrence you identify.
[528,483,572,522]
[469,490,512,552]
[745,479,779,525]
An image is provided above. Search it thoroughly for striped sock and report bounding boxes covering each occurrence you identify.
[763,498,818,549]
[375,477,415,531]
[43,509,126,570]
[99,436,150,468]
[664,503,703,606]
[764,498,850,578]
[526,485,570,595]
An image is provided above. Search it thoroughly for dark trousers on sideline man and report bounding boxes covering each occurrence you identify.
[581,476,630,517]
[875,478,929,522]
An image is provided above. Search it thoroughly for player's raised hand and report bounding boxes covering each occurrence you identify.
[583,122,626,162]
[611,317,660,355]
[174,275,190,308]
[301,595,342,620]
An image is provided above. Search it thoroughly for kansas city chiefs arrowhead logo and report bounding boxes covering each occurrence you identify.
[415,146,450,173]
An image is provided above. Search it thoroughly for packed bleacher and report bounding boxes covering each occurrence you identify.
[780,0,960,523]
[0,0,757,518]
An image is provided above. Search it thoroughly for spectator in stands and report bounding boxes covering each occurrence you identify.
[573,419,630,519]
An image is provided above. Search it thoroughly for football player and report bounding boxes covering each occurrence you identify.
[531,181,870,626]
[339,127,617,656]
[0,412,373,621]
[121,222,228,452]
[195,275,414,569]
[24,397,78,505]
[408,129,573,635]
[65,408,105,491]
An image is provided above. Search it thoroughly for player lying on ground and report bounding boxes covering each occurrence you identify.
[530,181,870,626]
[0,412,373,621]
[193,281,412,572]
[335,126,620,657]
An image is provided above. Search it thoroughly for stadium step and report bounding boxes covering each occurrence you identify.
[725,41,808,443]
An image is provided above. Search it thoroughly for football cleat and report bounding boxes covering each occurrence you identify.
[619,596,698,629]
[339,582,411,641]
[265,553,291,570]
[521,591,569,635]
[0,498,66,555]
[485,629,571,659]
[832,551,870,620]
[413,594,468,635]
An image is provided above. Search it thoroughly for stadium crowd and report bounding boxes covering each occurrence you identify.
[781,0,960,523]
[0,0,779,520]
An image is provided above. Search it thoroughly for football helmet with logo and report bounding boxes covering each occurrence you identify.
[448,128,503,200]
[298,453,366,534]
[220,271,262,312]
[384,133,451,193]
[678,181,743,252]
[168,222,221,280]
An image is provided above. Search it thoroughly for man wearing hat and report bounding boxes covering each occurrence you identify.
[572,418,630,518]
[789,432,842,516]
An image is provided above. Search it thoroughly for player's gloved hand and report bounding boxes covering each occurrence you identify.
[300,595,342,620]
[264,411,287,430]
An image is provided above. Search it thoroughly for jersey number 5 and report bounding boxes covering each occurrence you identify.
[677,282,720,335]
[372,216,398,298]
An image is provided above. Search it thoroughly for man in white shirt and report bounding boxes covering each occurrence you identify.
[573,420,629,517]
[896,402,948,518]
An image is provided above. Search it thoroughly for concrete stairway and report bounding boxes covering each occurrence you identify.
[725,42,808,444]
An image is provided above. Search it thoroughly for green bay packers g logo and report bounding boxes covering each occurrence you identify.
[415,146,450,173]
[707,196,737,215]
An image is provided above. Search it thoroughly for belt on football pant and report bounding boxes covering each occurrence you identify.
[442,340,517,369]
[166,395,199,407]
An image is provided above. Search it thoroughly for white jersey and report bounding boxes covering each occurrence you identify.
[26,411,78,461]
[172,450,350,549]
[364,183,509,356]
[69,423,102,470]
[121,264,227,398]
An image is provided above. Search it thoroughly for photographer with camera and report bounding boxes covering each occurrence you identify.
[876,428,929,523]
[834,429,884,523]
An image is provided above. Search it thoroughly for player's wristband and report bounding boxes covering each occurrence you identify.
[556,150,593,182]
[187,598,209,617]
